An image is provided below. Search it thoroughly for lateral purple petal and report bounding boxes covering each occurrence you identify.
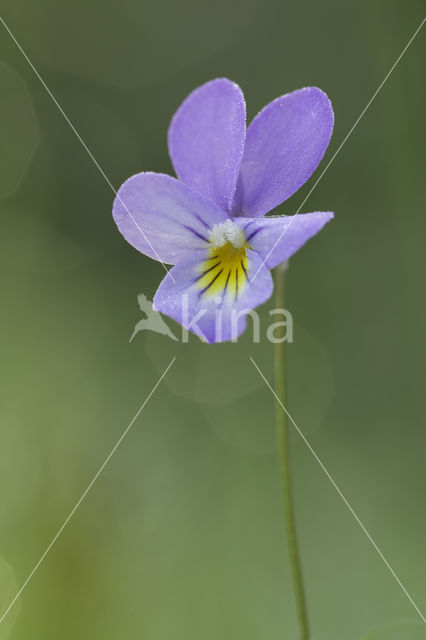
[153,249,273,343]
[232,87,334,217]
[168,78,246,213]
[112,172,227,265]
[237,212,334,268]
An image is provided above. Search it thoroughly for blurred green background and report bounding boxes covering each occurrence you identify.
[0,1,425,638]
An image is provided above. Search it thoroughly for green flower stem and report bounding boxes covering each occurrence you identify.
[274,264,310,640]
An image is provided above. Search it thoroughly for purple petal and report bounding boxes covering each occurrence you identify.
[232,87,334,217]
[168,78,246,213]
[237,212,334,268]
[153,248,273,343]
[112,172,227,264]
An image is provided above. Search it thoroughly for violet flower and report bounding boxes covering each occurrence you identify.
[113,78,334,342]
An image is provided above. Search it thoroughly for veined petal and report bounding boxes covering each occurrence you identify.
[168,78,246,213]
[237,212,334,268]
[232,87,334,217]
[153,248,273,343]
[112,172,227,264]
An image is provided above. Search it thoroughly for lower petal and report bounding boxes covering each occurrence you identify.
[153,248,273,343]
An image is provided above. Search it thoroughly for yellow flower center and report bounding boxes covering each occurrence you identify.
[196,221,249,300]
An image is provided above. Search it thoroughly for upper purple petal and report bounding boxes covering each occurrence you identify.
[168,78,246,213]
[112,172,226,265]
[237,212,334,269]
[153,248,273,343]
[232,87,334,218]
